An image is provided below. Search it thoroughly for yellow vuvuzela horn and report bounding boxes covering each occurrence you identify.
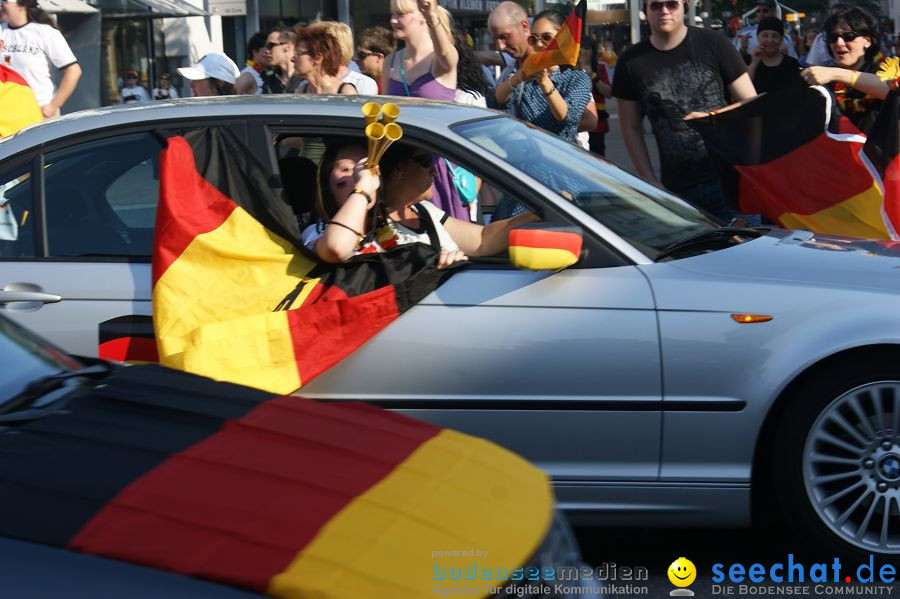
[365,121,386,169]
[361,101,381,126]
[381,102,400,124]
[371,122,403,166]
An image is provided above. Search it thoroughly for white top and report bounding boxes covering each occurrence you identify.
[120,84,150,103]
[805,32,834,67]
[239,65,263,95]
[454,89,487,108]
[151,86,179,100]
[0,21,78,106]
[341,69,378,96]
[301,200,458,256]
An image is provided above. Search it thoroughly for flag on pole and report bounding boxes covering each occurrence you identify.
[522,0,587,77]
[689,85,899,240]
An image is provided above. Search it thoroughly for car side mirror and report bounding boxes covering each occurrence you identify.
[508,223,583,271]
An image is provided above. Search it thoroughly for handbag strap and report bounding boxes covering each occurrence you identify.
[398,49,412,96]
[411,203,441,250]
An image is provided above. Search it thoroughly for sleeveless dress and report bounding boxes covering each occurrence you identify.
[387,54,471,222]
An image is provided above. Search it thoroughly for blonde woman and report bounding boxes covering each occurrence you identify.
[316,21,379,95]
[383,0,470,220]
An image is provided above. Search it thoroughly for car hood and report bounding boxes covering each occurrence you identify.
[641,229,900,309]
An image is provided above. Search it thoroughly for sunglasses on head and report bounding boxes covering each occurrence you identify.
[528,32,555,46]
[265,41,286,50]
[407,154,433,169]
[826,31,862,44]
[648,1,682,11]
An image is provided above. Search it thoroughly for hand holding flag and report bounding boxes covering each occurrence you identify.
[521,0,587,77]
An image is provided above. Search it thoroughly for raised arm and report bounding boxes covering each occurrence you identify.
[418,0,458,83]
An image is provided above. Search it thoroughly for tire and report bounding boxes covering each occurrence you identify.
[771,355,900,560]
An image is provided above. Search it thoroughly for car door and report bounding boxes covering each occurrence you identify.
[292,128,663,486]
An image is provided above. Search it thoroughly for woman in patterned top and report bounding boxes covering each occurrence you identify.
[800,7,890,134]
[494,9,592,143]
[302,140,538,268]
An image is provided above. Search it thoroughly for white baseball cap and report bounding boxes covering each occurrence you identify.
[177,52,240,84]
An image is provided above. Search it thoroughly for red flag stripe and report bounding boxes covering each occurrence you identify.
[69,395,441,591]
[509,229,582,255]
[153,136,239,285]
[735,133,874,216]
[98,337,159,362]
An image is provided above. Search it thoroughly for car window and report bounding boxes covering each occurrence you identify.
[42,132,165,258]
[0,161,35,258]
[452,117,720,258]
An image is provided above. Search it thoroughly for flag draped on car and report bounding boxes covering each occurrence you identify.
[152,128,456,394]
[862,88,899,232]
[688,85,899,240]
[0,65,42,138]
[521,0,586,77]
[0,364,553,598]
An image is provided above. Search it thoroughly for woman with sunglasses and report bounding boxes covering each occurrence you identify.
[493,10,592,145]
[800,7,890,134]
[303,141,538,269]
[293,24,358,95]
[0,0,81,118]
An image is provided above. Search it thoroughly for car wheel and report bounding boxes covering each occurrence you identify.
[772,358,900,559]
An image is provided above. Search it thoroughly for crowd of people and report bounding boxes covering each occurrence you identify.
[2,0,899,253]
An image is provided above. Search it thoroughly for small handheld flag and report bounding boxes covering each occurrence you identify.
[522,0,587,77]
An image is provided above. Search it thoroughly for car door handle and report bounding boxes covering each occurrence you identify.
[0,290,62,304]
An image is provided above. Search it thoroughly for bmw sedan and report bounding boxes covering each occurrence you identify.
[1,95,899,559]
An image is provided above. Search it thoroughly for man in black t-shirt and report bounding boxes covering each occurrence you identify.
[612,0,757,220]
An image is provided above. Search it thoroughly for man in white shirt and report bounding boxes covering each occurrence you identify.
[120,69,150,103]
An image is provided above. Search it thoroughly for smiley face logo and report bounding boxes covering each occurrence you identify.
[668,557,696,588]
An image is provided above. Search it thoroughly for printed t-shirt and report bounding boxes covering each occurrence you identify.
[0,21,77,106]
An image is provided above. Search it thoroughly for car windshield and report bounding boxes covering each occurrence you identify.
[452,117,720,258]
[0,316,82,408]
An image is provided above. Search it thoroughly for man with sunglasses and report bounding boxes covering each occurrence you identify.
[262,28,300,94]
[355,26,394,94]
[612,0,756,221]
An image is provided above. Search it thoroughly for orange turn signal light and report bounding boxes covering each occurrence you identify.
[731,314,773,324]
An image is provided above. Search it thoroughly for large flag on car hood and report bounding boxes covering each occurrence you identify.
[0,364,553,598]
[522,0,586,77]
[0,65,42,138]
[688,85,899,240]
[152,128,456,394]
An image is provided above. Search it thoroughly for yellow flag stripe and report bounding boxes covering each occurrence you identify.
[268,429,553,599]
[779,183,891,239]
[0,82,42,137]
[154,204,319,391]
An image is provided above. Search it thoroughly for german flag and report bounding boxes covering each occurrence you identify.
[0,363,553,598]
[152,128,457,394]
[98,315,158,362]
[0,65,42,138]
[508,223,582,270]
[689,85,899,240]
[522,0,586,77]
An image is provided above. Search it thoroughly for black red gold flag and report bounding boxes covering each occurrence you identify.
[522,0,586,77]
[152,128,456,394]
[0,65,42,138]
[863,88,899,231]
[0,364,553,598]
[688,85,899,240]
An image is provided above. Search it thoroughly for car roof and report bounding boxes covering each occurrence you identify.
[0,95,497,155]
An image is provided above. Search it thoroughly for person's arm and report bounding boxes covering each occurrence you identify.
[418,0,458,82]
[495,69,523,106]
[801,66,890,101]
[617,97,661,186]
[44,63,81,117]
[593,77,611,97]
[314,164,380,262]
[578,100,598,132]
[727,72,757,101]
[443,211,541,257]
[475,50,504,67]
[538,69,569,122]
[234,71,257,95]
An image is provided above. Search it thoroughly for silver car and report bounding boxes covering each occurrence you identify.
[2,96,899,559]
